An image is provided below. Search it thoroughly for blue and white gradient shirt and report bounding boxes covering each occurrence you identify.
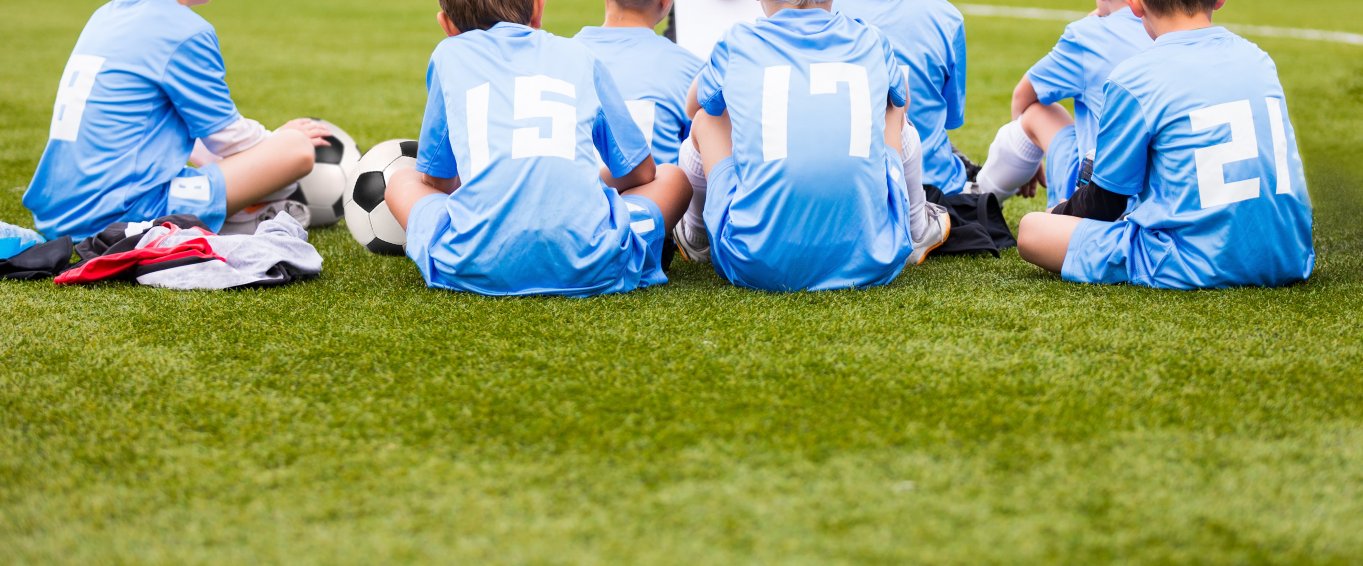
[1026,7,1150,161]
[696,8,913,291]
[415,23,661,296]
[1080,27,1314,289]
[25,0,240,239]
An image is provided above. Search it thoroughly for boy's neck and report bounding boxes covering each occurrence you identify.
[602,9,658,28]
[1144,11,1215,39]
[760,1,831,17]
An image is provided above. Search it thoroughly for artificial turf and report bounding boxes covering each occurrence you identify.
[3,0,1363,563]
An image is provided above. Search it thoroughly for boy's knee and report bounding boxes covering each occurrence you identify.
[655,164,688,191]
[1017,212,1046,261]
[384,168,422,202]
[274,129,316,176]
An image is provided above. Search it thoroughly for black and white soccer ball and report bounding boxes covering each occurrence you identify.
[289,119,360,227]
[344,139,417,255]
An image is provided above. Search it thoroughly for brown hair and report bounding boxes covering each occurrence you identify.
[1140,0,1218,16]
[610,0,657,10]
[439,0,535,32]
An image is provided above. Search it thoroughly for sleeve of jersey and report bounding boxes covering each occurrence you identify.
[882,35,908,108]
[162,30,242,140]
[416,61,459,180]
[1026,25,1085,105]
[1091,81,1150,196]
[943,23,968,130]
[694,37,730,117]
[592,59,652,178]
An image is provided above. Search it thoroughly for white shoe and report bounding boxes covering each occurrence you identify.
[673,220,711,264]
[908,202,951,266]
[220,199,312,235]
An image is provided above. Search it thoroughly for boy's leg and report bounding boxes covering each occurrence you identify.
[976,103,1072,200]
[1017,211,1084,273]
[218,128,316,214]
[672,111,735,262]
[692,110,734,176]
[386,168,446,230]
[886,108,928,242]
[678,137,709,236]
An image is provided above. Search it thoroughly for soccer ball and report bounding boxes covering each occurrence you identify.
[289,119,361,227]
[344,139,417,255]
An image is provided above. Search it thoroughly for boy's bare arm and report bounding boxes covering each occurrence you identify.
[685,78,702,119]
[422,173,461,195]
[1011,77,1040,120]
[602,155,658,191]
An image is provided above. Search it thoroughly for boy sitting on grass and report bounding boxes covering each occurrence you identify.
[1018,0,1315,289]
[975,0,1151,207]
[574,0,704,166]
[674,0,947,291]
[25,0,331,240]
[384,0,691,297]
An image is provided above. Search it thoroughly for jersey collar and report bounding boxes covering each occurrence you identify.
[1155,26,1231,46]
[487,22,535,36]
[765,7,837,30]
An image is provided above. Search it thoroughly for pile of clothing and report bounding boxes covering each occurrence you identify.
[0,214,323,290]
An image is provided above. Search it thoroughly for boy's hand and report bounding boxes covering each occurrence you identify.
[279,119,333,147]
[1019,168,1047,199]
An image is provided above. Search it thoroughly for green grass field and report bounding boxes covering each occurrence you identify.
[4,1,1363,563]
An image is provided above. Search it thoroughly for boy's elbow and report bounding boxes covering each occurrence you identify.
[277,129,317,178]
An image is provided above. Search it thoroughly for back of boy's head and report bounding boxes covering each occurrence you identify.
[1139,0,1218,16]
[609,0,659,12]
[439,0,534,32]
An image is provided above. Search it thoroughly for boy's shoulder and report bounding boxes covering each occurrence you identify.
[574,27,702,68]
[101,0,215,42]
[1108,28,1261,88]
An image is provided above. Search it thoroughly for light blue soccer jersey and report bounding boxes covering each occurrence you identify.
[834,0,968,193]
[1068,27,1314,289]
[696,8,913,292]
[1026,7,1150,162]
[25,0,240,239]
[413,23,661,297]
[573,27,703,166]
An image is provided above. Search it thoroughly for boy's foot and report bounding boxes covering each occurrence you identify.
[908,202,951,266]
[220,200,312,235]
[672,221,710,263]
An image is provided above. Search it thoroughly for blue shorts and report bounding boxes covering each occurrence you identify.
[1061,218,1133,285]
[404,191,667,294]
[404,192,450,287]
[123,164,228,232]
[619,194,668,288]
[1045,125,1082,208]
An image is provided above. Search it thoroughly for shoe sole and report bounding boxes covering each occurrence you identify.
[672,224,710,264]
[911,215,952,266]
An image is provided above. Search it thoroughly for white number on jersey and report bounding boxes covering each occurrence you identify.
[760,63,873,162]
[1190,97,1296,209]
[625,100,657,149]
[50,55,106,142]
[465,75,578,177]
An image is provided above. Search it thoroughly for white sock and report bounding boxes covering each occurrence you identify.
[900,121,930,242]
[976,121,1044,200]
[679,137,708,235]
